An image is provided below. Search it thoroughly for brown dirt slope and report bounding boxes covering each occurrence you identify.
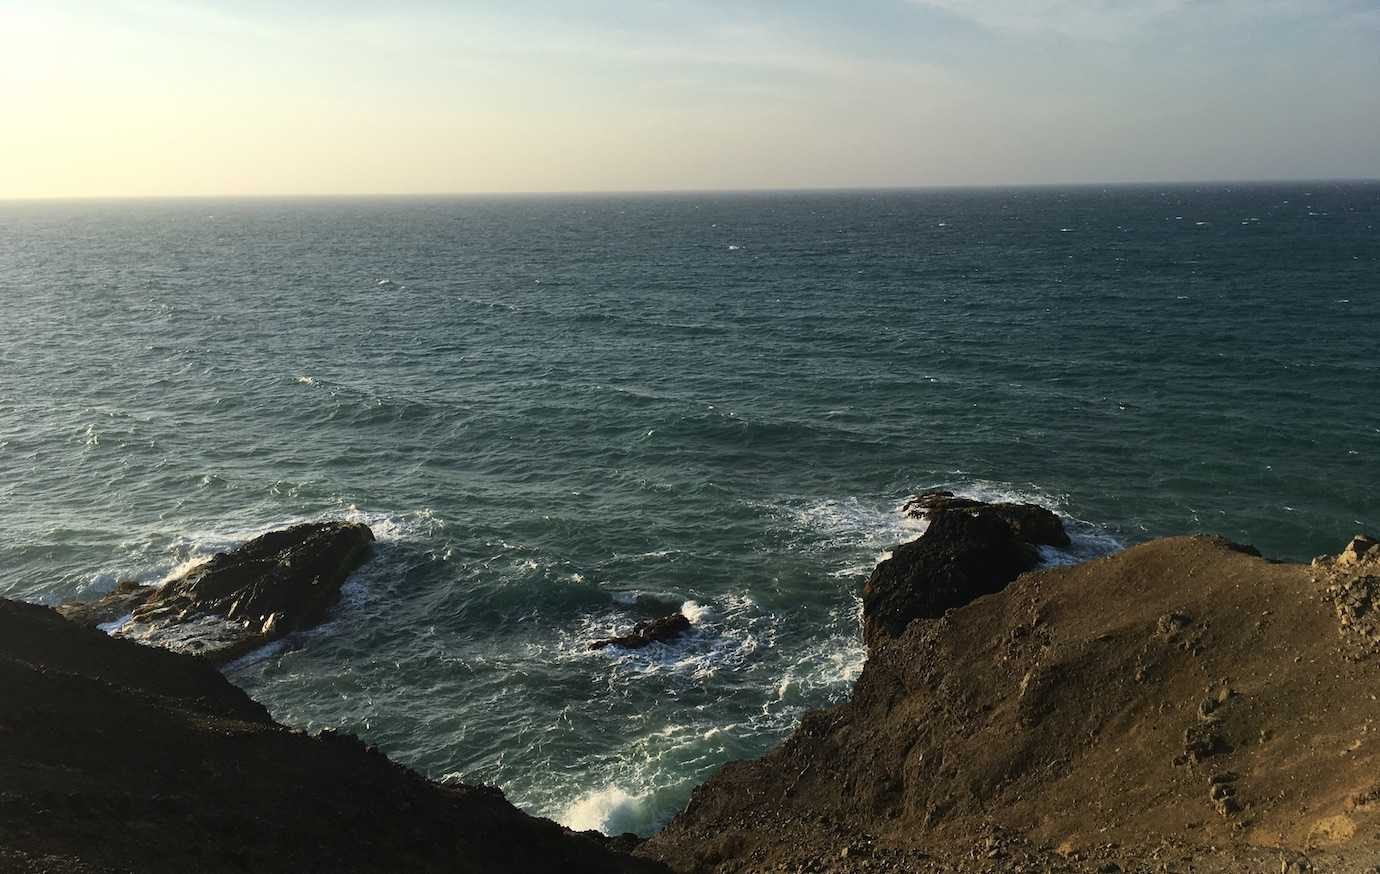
[641,536,1380,873]
[0,598,666,874]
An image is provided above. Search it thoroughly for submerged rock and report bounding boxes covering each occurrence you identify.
[60,521,374,663]
[591,613,692,651]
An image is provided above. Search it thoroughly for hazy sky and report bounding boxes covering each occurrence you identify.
[3,0,1379,197]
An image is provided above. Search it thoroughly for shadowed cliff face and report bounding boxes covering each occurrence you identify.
[642,531,1380,873]
[0,598,667,874]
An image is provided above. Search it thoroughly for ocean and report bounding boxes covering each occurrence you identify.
[1,183,1376,835]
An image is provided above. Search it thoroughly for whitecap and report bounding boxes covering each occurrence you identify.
[680,600,711,623]
[158,554,212,585]
[341,505,443,541]
[559,786,648,834]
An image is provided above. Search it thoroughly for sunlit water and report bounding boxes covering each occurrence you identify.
[2,184,1376,834]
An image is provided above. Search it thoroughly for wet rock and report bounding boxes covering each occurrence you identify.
[902,490,1071,548]
[863,508,1043,646]
[57,580,153,627]
[591,613,692,651]
[62,522,374,664]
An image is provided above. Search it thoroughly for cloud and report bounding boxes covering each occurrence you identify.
[913,0,1375,40]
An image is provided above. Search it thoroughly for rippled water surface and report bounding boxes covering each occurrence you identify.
[2,184,1376,833]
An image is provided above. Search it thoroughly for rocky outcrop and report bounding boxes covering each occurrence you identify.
[57,578,153,626]
[641,535,1380,873]
[592,612,692,650]
[902,490,1071,548]
[0,597,666,874]
[1315,534,1380,656]
[863,493,1069,647]
[58,521,374,663]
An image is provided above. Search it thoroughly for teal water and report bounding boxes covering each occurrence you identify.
[1,183,1376,834]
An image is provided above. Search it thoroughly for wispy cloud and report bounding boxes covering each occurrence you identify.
[913,0,1378,40]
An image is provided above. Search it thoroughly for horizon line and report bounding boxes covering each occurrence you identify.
[3,176,1377,204]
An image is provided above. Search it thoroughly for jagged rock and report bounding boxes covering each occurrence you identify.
[1314,534,1380,655]
[1337,535,1379,568]
[591,613,691,651]
[61,522,374,664]
[902,490,1071,548]
[57,580,153,627]
[862,509,1042,646]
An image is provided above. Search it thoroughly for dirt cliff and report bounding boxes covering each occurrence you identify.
[642,528,1380,873]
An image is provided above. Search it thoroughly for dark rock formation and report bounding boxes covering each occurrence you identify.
[57,579,152,626]
[58,521,375,663]
[863,496,1062,647]
[592,612,692,650]
[640,536,1380,872]
[903,489,1071,548]
[0,597,667,874]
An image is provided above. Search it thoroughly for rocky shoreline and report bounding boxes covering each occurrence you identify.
[6,498,1380,872]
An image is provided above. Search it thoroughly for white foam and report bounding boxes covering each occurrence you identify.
[791,481,1120,580]
[680,600,711,623]
[158,554,212,585]
[341,505,443,541]
[559,785,647,834]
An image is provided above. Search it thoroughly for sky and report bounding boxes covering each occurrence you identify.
[2,0,1379,197]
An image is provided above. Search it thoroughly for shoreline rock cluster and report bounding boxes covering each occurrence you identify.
[12,498,1380,872]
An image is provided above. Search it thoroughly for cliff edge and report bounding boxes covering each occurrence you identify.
[641,520,1380,872]
[0,597,666,874]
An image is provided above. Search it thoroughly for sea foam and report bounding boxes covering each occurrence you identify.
[559,785,647,834]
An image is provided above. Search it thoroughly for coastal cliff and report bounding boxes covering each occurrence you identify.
[641,515,1380,872]
[7,507,1380,872]
[0,596,666,874]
